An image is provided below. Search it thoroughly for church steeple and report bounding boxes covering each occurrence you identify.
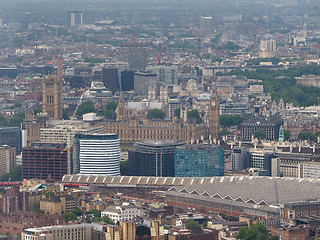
[116,91,127,122]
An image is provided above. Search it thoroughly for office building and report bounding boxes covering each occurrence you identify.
[22,224,92,240]
[259,39,276,58]
[101,205,140,223]
[134,72,157,95]
[240,114,283,141]
[0,127,22,154]
[22,142,68,181]
[0,68,18,78]
[42,56,63,120]
[175,144,224,177]
[146,66,178,85]
[121,70,134,91]
[231,147,250,170]
[121,43,148,71]
[250,150,276,176]
[128,140,186,177]
[74,134,120,175]
[67,10,83,27]
[0,145,16,176]
[102,67,119,90]
[168,99,181,119]
[0,185,29,213]
[200,16,214,36]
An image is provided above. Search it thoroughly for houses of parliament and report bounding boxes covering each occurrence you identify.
[25,56,220,144]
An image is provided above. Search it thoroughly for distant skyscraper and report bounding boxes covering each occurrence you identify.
[259,39,276,58]
[75,134,120,175]
[0,18,3,28]
[102,68,119,90]
[67,10,83,27]
[42,56,63,120]
[146,66,178,85]
[121,43,148,71]
[134,72,157,95]
[121,70,134,91]
[200,16,214,36]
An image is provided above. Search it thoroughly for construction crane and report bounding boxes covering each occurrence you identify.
[274,181,282,240]
[157,41,164,65]
[72,93,85,119]
[132,29,137,43]
[122,31,126,44]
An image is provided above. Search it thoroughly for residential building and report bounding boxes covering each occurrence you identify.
[101,205,140,223]
[296,75,320,88]
[73,134,120,175]
[168,99,181,119]
[128,140,186,177]
[40,195,75,215]
[0,145,16,175]
[175,144,224,177]
[0,185,29,213]
[22,142,68,181]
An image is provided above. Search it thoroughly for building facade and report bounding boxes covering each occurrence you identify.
[231,147,250,171]
[67,10,83,27]
[102,67,119,90]
[0,145,16,176]
[0,185,29,213]
[74,134,120,175]
[175,144,224,177]
[0,127,22,153]
[101,205,140,223]
[42,56,63,120]
[22,142,68,181]
[128,140,186,177]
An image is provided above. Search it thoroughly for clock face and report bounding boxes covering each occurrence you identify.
[211,101,215,107]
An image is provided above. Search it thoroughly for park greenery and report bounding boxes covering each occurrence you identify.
[77,101,97,116]
[0,165,22,181]
[102,215,115,225]
[220,114,244,127]
[220,128,232,136]
[72,208,83,216]
[298,131,320,142]
[254,130,266,139]
[236,222,278,240]
[185,220,201,229]
[104,101,118,120]
[228,65,320,106]
[86,209,101,218]
[187,110,203,124]
[63,212,78,222]
[147,109,165,120]
[284,130,291,140]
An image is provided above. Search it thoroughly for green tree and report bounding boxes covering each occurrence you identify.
[220,128,231,135]
[102,215,115,225]
[236,222,278,240]
[147,109,165,119]
[298,131,316,142]
[104,101,118,120]
[254,130,266,139]
[187,110,203,124]
[72,208,82,216]
[9,111,25,127]
[284,130,291,140]
[174,108,181,118]
[77,101,96,116]
[45,191,55,198]
[63,109,70,120]
[63,212,77,222]
[86,209,101,218]
[186,220,201,229]
[0,114,8,126]
[0,165,22,181]
[33,108,42,116]
[220,115,244,127]
[120,160,128,175]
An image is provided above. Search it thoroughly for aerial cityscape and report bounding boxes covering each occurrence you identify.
[0,0,319,239]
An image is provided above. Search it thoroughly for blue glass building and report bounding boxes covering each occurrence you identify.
[175,144,224,177]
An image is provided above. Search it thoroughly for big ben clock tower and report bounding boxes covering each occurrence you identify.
[209,87,220,140]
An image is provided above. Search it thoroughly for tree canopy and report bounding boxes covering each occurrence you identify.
[220,114,244,127]
[120,160,128,175]
[187,110,203,124]
[236,222,278,240]
[298,131,318,142]
[104,101,118,120]
[63,212,77,222]
[147,109,165,119]
[77,101,96,116]
[9,111,25,127]
[0,165,22,181]
[254,130,266,139]
[102,215,115,225]
[186,220,201,229]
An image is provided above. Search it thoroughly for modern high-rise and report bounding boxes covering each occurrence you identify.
[200,16,214,36]
[121,70,134,91]
[42,56,63,120]
[0,145,16,176]
[146,66,178,85]
[22,142,68,181]
[102,67,119,90]
[0,127,22,154]
[75,134,120,175]
[134,72,157,95]
[128,140,186,177]
[121,43,148,71]
[231,147,250,170]
[250,150,276,176]
[259,39,276,58]
[67,10,83,27]
[175,144,224,177]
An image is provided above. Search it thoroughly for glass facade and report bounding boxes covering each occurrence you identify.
[175,144,224,177]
